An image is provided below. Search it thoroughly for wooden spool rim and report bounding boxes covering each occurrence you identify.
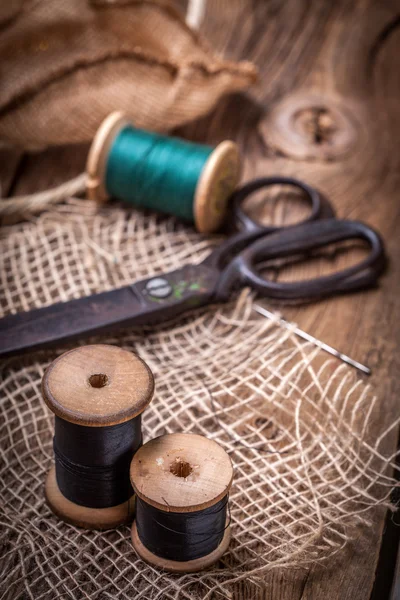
[45,466,135,530]
[194,140,240,233]
[86,111,129,203]
[130,433,233,513]
[42,344,154,427]
[131,520,231,573]
[85,111,240,233]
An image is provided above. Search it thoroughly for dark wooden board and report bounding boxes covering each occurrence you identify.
[390,549,400,600]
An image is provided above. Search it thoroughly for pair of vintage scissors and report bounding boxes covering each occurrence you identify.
[0,177,386,359]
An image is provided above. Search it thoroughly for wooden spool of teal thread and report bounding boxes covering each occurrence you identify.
[86,112,240,233]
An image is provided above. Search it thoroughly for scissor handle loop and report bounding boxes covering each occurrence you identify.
[216,219,386,301]
[232,176,333,233]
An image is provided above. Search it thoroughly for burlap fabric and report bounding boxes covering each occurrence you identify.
[0,198,398,599]
[0,0,256,150]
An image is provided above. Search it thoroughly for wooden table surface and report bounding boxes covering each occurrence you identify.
[1,1,399,598]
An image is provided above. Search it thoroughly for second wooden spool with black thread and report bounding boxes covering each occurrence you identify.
[42,344,154,530]
[130,433,233,572]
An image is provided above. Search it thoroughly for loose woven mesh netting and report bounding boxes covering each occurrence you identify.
[0,199,399,599]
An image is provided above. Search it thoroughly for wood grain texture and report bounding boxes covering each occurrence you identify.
[130,433,233,512]
[42,344,154,426]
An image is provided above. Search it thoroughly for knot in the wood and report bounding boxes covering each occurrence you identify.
[266,94,359,161]
[295,107,338,146]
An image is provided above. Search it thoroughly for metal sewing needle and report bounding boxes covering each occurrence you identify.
[253,305,371,376]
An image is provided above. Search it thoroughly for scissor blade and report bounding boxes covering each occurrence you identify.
[0,264,219,359]
[0,286,142,358]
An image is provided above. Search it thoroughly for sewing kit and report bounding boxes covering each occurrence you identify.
[40,343,232,569]
[1,0,397,592]
[0,176,386,373]
[0,108,389,574]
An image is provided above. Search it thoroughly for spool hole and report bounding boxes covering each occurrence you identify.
[88,373,109,388]
[170,458,193,478]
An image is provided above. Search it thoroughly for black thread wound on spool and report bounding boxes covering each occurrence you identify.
[53,416,142,509]
[135,495,230,561]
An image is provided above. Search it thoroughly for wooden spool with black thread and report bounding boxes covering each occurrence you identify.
[43,344,154,530]
[130,433,233,572]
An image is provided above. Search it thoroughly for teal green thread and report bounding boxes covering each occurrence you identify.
[105,125,213,222]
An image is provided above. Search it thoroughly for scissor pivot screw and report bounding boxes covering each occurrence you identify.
[145,277,173,299]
